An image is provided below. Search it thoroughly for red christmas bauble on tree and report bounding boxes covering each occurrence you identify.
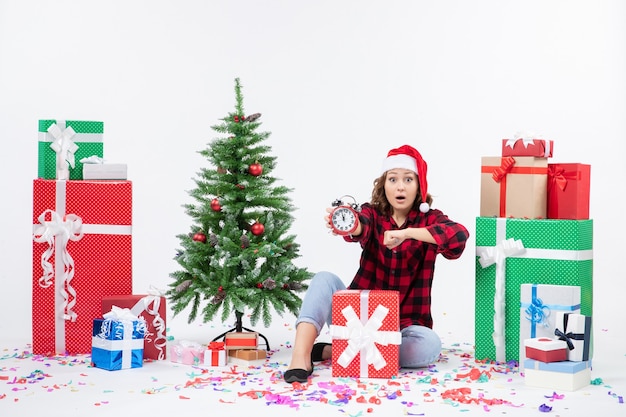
[251,221,265,236]
[248,162,263,176]
[193,232,207,243]
[210,198,222,212]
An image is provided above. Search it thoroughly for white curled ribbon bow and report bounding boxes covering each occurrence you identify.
[331,304,402,371]
[476,237,525,362]
[48,122,79,178]
[130,286,168,360]
[33,209,84,321]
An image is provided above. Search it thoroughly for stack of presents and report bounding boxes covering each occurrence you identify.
[31,119,264,371]
[475,134,593,391]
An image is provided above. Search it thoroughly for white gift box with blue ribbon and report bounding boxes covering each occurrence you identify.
[519,284,581,370]
[91,307,146,371]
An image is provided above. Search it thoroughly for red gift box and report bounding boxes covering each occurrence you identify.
[524,337,568,363]
[547,163,591,220]
[480,156,548,218]
[102,293,167,360]
[502,138,554,158]
[32,179,132,355]
[330,290,401,379]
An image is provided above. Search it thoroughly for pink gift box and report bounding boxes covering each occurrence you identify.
[330,290,401,379]
[524,337,568,363]
[170,340,204,365]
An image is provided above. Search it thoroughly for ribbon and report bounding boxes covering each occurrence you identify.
[330,291,401,376]
[47,121,78,180]
[129,287,167,360]
[491,157,516,183]
[32,208,84,323]
[476,218,592,362]
[208,341,225,350]
[521,284,580,338]
[554,313,590,360]
[476,236,525,363]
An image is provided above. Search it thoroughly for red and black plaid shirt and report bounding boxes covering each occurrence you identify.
[345,203,469,329]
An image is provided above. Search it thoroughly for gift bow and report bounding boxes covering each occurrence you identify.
[476,237,525,363]
[48,121,79,178]
[524,294,550,330]
[504,131,543,150]
[554,328,578,350]
[548,166,569,191]
[32,209,84,321]
[104,306,138,321]
[491,156,516,183]
[208,341,225,350]
[331,304,401,371]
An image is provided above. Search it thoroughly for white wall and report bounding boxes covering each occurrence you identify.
[1,1,624,345]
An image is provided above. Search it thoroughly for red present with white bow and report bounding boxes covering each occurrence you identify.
[330,290,401,378]
[204,341,227,366]
[501,133,554,158]
[102,290,167,360]
[32,179,132,355]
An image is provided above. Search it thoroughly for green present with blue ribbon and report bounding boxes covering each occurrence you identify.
[38,119,104,180]
[474,217,593,363]
[91,307,146,371]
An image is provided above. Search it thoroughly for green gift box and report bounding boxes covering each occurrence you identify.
[38,119,104,180]
[474,217,593,363]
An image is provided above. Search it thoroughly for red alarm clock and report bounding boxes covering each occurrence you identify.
[329,195,360,236]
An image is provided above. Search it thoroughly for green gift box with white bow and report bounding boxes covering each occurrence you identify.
[474,217,593,363]
[38,119,104,180]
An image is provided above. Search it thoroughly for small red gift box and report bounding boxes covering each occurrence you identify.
[524,337,568,363]
[502,138,554,158]
[330,290,401,378]
[480,156,548,218]
[204,341,227,366]
[102,293,167,360]
[224,332,258,350]
[547,163,591,220]
[32,179,132,355]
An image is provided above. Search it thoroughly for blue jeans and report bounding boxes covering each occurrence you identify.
[296,271,442,368]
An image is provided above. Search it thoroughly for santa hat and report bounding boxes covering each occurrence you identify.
[381,144,429,212]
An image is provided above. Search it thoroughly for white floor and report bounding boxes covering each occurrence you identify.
[1,316,624,417]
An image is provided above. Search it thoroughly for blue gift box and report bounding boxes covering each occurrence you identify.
[91,318,145,371]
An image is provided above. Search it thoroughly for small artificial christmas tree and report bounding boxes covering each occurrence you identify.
[168,78,312,342]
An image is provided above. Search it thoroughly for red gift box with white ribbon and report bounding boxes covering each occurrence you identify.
[330,290,401,378]
[32,179,132,355]
[102,292,167,360]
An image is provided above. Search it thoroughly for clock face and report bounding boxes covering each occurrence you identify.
[331,206,358,235]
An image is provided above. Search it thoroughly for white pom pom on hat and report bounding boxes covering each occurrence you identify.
[381,144,429,212]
